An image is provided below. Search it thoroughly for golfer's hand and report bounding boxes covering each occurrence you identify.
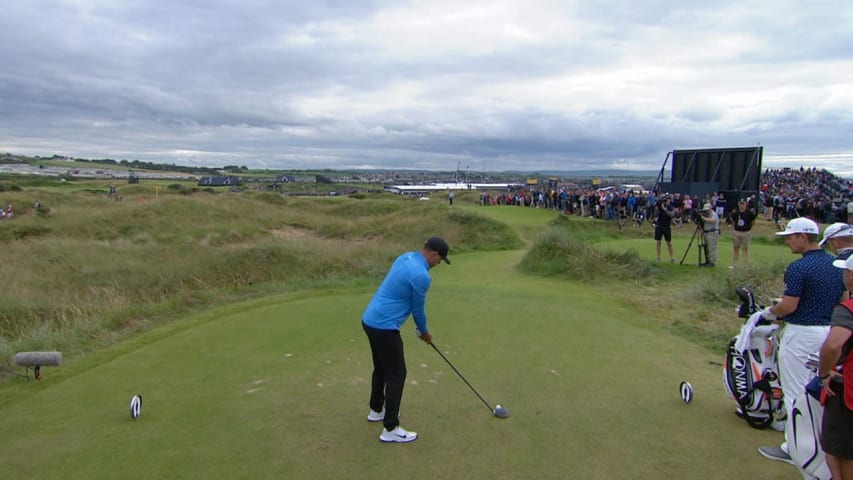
[418,331,433,344]
[759,308,778,322]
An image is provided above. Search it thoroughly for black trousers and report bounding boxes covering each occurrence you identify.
[362,323,406,430]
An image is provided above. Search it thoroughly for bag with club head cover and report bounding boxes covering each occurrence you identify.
[428,341,509,418]
[722,286,784,429]
[724,289,830,478]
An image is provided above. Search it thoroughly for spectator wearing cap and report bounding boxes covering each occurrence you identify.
[822,222,853,262]
[361,236,450,443]
[698,202,720,267]
[758,218,847,464]
[729,199,757,269]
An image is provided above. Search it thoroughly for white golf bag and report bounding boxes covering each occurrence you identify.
[786,357,830,480]
[723,287,785,429]
[723,288,830,479]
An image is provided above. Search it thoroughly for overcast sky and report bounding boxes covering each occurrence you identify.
[1,1,851,174]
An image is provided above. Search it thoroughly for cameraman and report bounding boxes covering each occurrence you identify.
[653,195,676,263]
[699,203,720,267]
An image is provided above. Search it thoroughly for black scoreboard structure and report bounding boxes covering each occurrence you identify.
[655,146,762,205]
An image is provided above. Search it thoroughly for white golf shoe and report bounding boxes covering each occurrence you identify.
[366,408,385,422]
[379,425,418,443]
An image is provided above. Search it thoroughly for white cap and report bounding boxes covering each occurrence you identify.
[832,256,853,270]
[776,217,820,236]
[819,222,853,247]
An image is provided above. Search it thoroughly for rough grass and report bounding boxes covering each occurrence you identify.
[0,185,522,366]
[519,226,662,282]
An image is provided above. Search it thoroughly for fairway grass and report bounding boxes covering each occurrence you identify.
[1,244,793,479]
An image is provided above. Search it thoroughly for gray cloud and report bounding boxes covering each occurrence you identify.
[1,0,852,174]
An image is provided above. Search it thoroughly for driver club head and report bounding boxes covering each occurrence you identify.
[493,404,510,418]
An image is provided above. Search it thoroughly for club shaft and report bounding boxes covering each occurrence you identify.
[429,342,493,413]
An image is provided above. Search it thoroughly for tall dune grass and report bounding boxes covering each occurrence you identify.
[0,185,521,365]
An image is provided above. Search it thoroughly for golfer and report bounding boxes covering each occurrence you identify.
[758,218,846,464]
[819,256,853,479]
[361,237,450,443]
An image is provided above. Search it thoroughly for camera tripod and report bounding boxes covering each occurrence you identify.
[679,223,709,266]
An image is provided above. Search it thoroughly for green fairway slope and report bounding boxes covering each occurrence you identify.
[0,246,793,479]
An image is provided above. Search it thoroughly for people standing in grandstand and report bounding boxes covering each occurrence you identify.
[683,194,693,223]
[698,203,720,267]
[757,218,847,464]
[819,256,853,479]
[847,199,853,226]
[764,192,774,220]
[773,193,785,223]
[653,195,676,263]
[729,199,756,269]
[715,193,727,218]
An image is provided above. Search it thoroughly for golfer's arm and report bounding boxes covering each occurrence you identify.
[768,295,798,318]
[410,278,429,333]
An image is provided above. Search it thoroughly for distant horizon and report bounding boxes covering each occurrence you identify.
[6,151,851,180]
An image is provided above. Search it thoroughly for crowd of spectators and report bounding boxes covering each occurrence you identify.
[477,166,853,228]
[760,167,851,225]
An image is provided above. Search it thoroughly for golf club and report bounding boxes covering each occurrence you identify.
[428,342,509,418]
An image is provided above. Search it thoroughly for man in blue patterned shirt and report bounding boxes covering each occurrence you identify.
[758,218,847,464]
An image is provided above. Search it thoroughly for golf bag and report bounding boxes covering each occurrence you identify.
[787,358,830,480]
[722,287,785,429]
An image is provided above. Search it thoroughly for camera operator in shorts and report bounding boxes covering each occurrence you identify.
[653,195,676,263]
[698,203,720,267]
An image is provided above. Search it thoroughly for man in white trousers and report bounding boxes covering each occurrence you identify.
[758,218,847,464]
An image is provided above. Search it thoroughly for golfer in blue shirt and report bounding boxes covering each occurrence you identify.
[362,237,450,443]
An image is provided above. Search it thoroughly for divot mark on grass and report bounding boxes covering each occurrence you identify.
[549,369,560,377]
[284,353,293,357]
[420,363,428,368]
[410,380,418,385]
[247,388,261,394]
[316,383,324,388]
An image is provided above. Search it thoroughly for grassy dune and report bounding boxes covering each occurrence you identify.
[0,183,799,479]
[0,183,520,360]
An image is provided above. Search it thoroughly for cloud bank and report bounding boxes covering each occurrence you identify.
[1,1,851,173]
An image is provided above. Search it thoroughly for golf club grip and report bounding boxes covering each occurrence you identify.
[429,342,493,412]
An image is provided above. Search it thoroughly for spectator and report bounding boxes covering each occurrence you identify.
[729,199,757,269]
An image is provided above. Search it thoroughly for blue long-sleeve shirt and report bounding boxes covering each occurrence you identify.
[362,252,431,333]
